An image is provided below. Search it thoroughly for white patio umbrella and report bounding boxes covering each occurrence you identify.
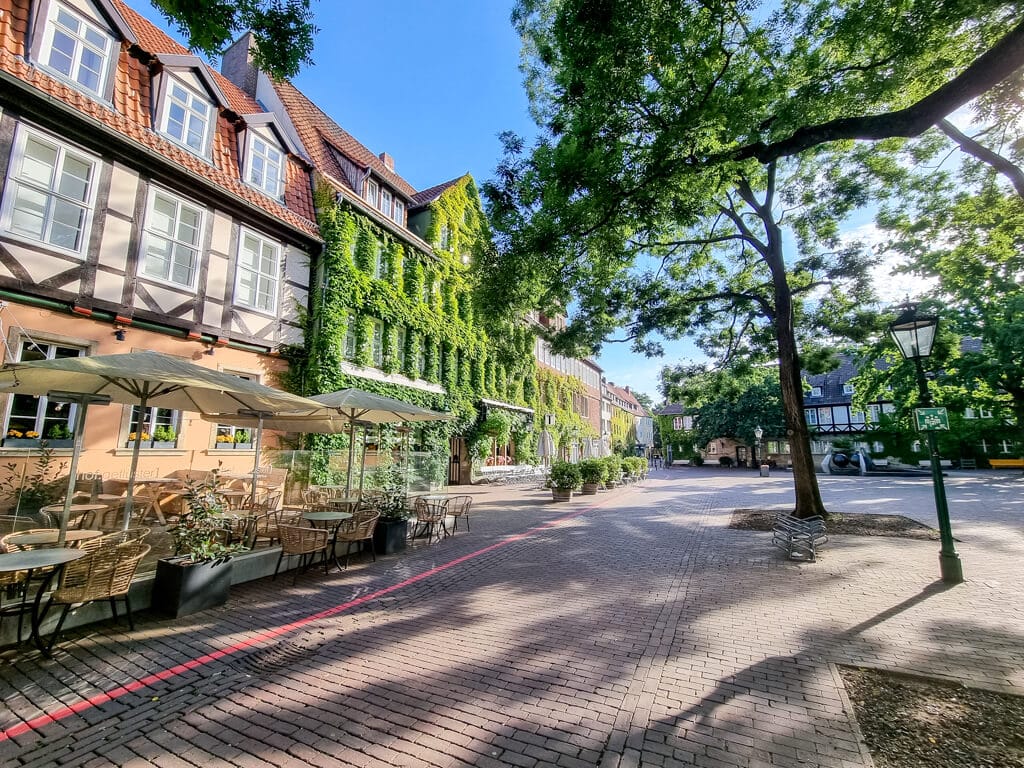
[537,429,555,466]
[204,387,453,497]
[0,351,325,543]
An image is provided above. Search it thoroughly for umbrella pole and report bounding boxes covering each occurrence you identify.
[251,413,265,508]
[345,415,356,496]
[122,391,148,530]
[358,423,367,496]
[54,396,92,546]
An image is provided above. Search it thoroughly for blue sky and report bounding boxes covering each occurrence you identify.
[132,0,695,401]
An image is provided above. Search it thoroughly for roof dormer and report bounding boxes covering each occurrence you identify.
[151,55,228,159]
[28,0,136,102]
[238,113,298,201]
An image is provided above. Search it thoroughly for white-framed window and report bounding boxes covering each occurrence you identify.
[843,383,855,395]
[139,188,203,288]
[708,443,718,455]
[393,199,405,226]
[683,415,694,430]
[3,340,85,443]
[127,405,181,448]
[417,346,426,376]
[817,407,833,425]
[343,316,357,359]
[964,407,993,419]
[804,408,818,426]
[809,386,823,398]
[370,243,384,280]
[999,439,1014,454]
[395,326,406,369]
[439,224,451,250]
[1,125,99,255]
[366,179,379,207]
[867,404,881,422]
[246,133,284,199]
[160,78,212,156]
[379,188,393,218]
[235,229,281,313]
[672,416,683,431]
[851,409,866,424]
[370,319,384,366]
[41,2,114,98]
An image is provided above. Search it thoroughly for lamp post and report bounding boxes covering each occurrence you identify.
[754,425,763,472]
[888,304,964,584]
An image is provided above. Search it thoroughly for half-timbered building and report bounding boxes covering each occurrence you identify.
[0,0,320,472]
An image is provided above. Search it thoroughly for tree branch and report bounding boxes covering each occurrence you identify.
[937,119,1024,199]
[733,19,1024,164]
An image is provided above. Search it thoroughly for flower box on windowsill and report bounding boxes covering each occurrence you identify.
[233,443,253,451]
[3,438,41,449]
[151,441,177,450]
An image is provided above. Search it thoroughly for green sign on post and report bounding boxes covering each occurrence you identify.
[915,407,949,431]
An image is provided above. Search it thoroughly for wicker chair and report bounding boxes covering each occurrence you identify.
[274,525,330,582]
[0,567,30,643]
[37,541,151,653]
[334,508,379,569]
[447,495,473,533]
[94,527,151,548]
[413,497,448,542]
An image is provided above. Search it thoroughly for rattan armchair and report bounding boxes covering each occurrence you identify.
[413,497,448,542]
[274,524,330,582]
[447,495,473,533]
[334,508,379,569]
[0,567,29,643]
[37,541,151,653]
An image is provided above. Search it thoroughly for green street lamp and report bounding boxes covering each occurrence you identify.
[887,304,964,584]
[754,425,763,470]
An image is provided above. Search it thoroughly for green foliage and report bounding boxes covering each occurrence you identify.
[623,456,644,477]
[549,459,582,490]
[233,430,250,444]
[152,425,176,443]
[151,0,316,80]
[602,455,622,483]
[46,423,73,440]
[170,468,248,563]
[578,457,607,484]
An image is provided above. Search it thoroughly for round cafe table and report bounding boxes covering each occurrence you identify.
[3,529,103,549]
[301,510,353,571]
[0,548,87,648]
[39,503,111,528]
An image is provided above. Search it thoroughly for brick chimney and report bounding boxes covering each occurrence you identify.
[379,152,395,171]
[221,32,259,97]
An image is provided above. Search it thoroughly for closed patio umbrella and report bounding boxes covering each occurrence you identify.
[0,351,324,543]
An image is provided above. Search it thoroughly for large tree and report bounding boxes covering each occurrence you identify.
[481,0,1020,516]
[151,0,316,80]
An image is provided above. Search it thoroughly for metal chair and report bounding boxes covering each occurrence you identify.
[274,525,330,582]
[37,541,151,653]
[413,497,448,542]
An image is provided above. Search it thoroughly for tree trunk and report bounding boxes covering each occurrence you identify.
[763,220,829,519]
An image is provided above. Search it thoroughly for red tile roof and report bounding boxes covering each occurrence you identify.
[0,0,318,239]
[411,177,465,209]
[272,79,417,199]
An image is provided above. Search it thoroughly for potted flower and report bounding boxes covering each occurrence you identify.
[151,468,247,618]
[215,433,235,449]
[368,464,409,554]
[4,428,41,448]
[549,460,582,501]
[233,430,252,450]
[151,425,177,449]
[125,431,151,448]
[578,458,606,495]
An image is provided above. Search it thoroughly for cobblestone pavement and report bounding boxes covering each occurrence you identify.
[1,469,1021,767]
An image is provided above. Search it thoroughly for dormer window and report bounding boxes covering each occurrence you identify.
[247,133,284,199]
[366,179,379,207]
[380,188,393,218]
[40,2,115,99]
[160,79,212,156]
[393,199,405,226]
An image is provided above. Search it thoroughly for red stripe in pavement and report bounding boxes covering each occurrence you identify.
[1,493,622,742]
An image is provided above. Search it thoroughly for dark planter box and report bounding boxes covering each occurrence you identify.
[152,557,233,618]
[373,518,408,555]
[3,439,41,448]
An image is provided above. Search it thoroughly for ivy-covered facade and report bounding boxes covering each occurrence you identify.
[221,54,543,484]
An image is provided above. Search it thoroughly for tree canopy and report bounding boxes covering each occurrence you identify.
[151,0,316,80]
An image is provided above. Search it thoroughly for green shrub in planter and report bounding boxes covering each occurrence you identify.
[578,458,607,485]
[549,460,582,491]
[603,456,623,484]
[623,457,643,478]
[691,455,704,466]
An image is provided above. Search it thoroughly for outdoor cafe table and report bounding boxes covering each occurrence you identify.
[3,529,103,549]
[109,478,181,525]
[39,503,110,529]
[0,548,87,648]
[301,510,353,571]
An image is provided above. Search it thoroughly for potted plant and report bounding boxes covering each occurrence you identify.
[151,425,177,449]
[215,433,234,449]
[125,430,151,448]
[549,460,582,501]
[372,484,410,554]
[152,468,247,618]
[233,430,252,450]
[603,456,622,488]
[578,458,606,495]
[44,423,74,449]
[0,444,69,520]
